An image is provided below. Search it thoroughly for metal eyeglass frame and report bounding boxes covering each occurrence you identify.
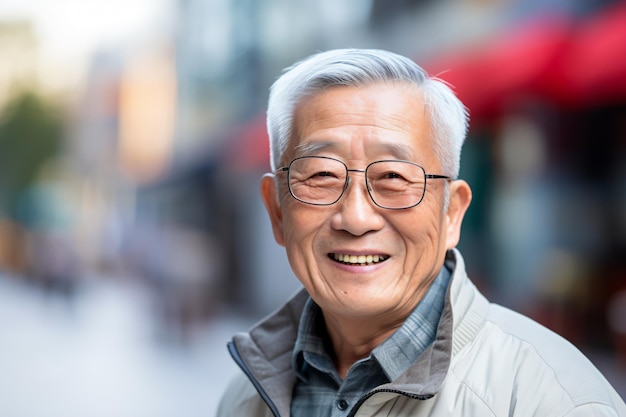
[276,155,454,210]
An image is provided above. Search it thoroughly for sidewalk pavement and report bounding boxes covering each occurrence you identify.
[0,273,253,417]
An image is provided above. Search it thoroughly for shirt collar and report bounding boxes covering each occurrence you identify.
[292,298,333,382]
[373,265,451,380]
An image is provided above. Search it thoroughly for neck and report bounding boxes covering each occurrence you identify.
[322,312,406,379]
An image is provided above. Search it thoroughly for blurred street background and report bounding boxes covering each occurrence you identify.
[0,0,625,415]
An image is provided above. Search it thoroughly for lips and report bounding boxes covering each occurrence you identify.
[330,253,389,266]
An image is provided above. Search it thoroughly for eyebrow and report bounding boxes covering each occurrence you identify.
[293,141,336,157]
[370,142,415,160]
[294,140,415,161]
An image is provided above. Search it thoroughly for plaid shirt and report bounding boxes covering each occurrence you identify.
[291,266,451,417]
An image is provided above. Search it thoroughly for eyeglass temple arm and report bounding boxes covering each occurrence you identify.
[426,174,456,180]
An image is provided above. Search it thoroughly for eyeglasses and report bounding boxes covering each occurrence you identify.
[276,156,454,210]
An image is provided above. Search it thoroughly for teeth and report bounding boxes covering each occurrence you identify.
[332,253,387,265]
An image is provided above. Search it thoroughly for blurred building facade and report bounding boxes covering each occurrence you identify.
[161,0,626,355]
[1,0,624,360]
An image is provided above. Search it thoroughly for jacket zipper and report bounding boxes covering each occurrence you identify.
[227,341,282,417]
[346,389,434,417]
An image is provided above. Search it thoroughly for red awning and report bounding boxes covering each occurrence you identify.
[553,2,626,106]
[426,2,626,123]
[426,16,570,122]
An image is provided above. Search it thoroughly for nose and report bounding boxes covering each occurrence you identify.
[330,172,385,236]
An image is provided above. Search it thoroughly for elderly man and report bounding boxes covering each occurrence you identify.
[217,49,626,416]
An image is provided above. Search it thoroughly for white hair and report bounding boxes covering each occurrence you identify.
[266,48,469,177]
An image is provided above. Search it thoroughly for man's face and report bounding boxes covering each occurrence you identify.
[261,83,471,321]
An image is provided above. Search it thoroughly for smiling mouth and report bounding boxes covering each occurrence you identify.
[330,253,389,266]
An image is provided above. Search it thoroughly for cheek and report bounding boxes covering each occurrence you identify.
[280,208,329,286]
[281,203,326,246]
[394,208,446,255]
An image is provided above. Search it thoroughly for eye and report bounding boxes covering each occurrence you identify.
[304,170,339,181]
[380,171,406,180]
[289,157,346,185]
[301,170,344,186]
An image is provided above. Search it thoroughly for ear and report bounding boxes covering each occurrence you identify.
[260,173,286,247]
[444,179,472,249]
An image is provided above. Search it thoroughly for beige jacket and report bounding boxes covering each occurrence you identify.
[217,250,626,416]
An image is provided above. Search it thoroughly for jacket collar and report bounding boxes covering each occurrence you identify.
[230,289,307,417]
[229,249,488,415]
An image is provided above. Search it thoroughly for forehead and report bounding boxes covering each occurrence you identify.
[290,83,433,162]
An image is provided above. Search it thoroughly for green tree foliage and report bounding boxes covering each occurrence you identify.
[0,90,64,218]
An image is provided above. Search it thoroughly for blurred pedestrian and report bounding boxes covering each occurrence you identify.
[217,49,626,416]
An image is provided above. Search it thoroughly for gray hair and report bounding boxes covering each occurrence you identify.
[266,48,469,177]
